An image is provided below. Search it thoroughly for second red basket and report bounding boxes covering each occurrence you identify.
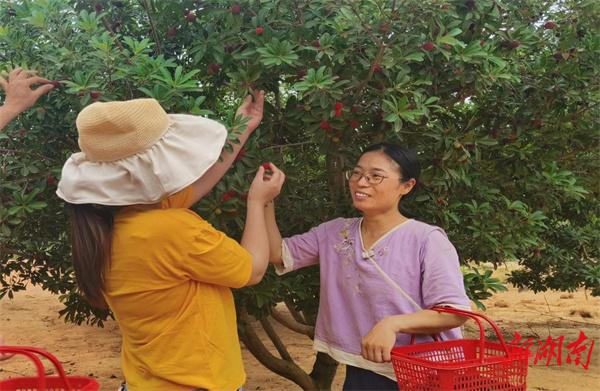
[391,307,529,390]
[0,346,99,391]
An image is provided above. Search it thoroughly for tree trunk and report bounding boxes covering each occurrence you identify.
[271,309,315,338]
[239,310,338,390]
[310,351,339,390]
[326,152,346,215]
[239,310,316,389]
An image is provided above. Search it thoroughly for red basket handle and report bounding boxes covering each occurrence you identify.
[0,346,73,391]
[432,306,512,360]
[409,333,440,344]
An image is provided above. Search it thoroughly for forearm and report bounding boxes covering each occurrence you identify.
[265,201,283,264]
[241,200,270,285]
[0,105,19,131]
[386,310,468,335]
[185,128,253,207]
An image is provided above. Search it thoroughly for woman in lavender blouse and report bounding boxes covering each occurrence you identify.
[265,143,471,390]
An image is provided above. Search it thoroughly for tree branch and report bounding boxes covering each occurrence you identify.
[238,310,316,389]
[340,0,388,95]
[100,17,127,54]
[284,298,309,325]
[263,141,315,150]
[0,148,53,162]
[259,316,294,362]
[558,146,599,162]
[271,308,315,338]
[139,0,162,55]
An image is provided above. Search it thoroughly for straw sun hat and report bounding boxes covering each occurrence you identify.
[56,98,227,205]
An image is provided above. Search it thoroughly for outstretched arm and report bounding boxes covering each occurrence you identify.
[265,201,283,264]
[242,163,285,285]
[183,90,265,208]
[0,68,54,131]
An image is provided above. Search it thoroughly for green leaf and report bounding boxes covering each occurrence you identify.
[403,52,425,62]
[437,35,466,48]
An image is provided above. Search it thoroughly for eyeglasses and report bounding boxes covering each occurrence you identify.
[344,169,391,186]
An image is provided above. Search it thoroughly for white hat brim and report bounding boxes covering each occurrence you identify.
[56,114,228,205]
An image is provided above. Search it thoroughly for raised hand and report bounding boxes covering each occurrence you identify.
[248,162,285,205]
[235,90,265,133]
[0,68,54,117]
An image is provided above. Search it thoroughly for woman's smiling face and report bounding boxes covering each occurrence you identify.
[348,150,415,214]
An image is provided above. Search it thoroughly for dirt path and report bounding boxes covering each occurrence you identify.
[1,269,599,390]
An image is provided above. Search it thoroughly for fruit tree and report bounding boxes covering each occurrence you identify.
[1,0,598,388]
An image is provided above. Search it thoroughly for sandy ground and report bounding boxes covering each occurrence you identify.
[1,265,599,390]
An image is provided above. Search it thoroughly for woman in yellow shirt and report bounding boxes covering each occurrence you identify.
[56,92,284,391]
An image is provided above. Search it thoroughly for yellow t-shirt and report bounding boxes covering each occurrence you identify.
[104,187,252,391]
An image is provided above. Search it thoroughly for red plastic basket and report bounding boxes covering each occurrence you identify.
[0,346,99,391]
[391,307,529,390]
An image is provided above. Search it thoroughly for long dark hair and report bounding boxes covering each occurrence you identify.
[360,142,421,213]
[66,203,118,308]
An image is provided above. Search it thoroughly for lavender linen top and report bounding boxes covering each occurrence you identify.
[276,217,471,379]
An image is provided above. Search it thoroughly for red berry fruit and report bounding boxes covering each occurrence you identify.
[186,12,196,22]
[544,21,557,30]
[46,175,57,186]
[90,91,102,100]
[334,102,344,117]
[95,3,103,13]
[208,63,221,75]
[262,162,272,171]
[349,119,359,129]
[372,64,383,73]
[319,121,332,132]
[222,190,238,202]
[230,4,241,14]
[167,27,177,37]
[50,81,64,89]
[422,41,436,52]
[296,68,307,80]
[312,40,321,48]
[255,26,264,35]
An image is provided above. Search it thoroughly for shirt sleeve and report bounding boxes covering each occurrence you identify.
[161,186,195,209]
[179,216,252,288]
[275,226,321,275]
[420,229,471,310]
